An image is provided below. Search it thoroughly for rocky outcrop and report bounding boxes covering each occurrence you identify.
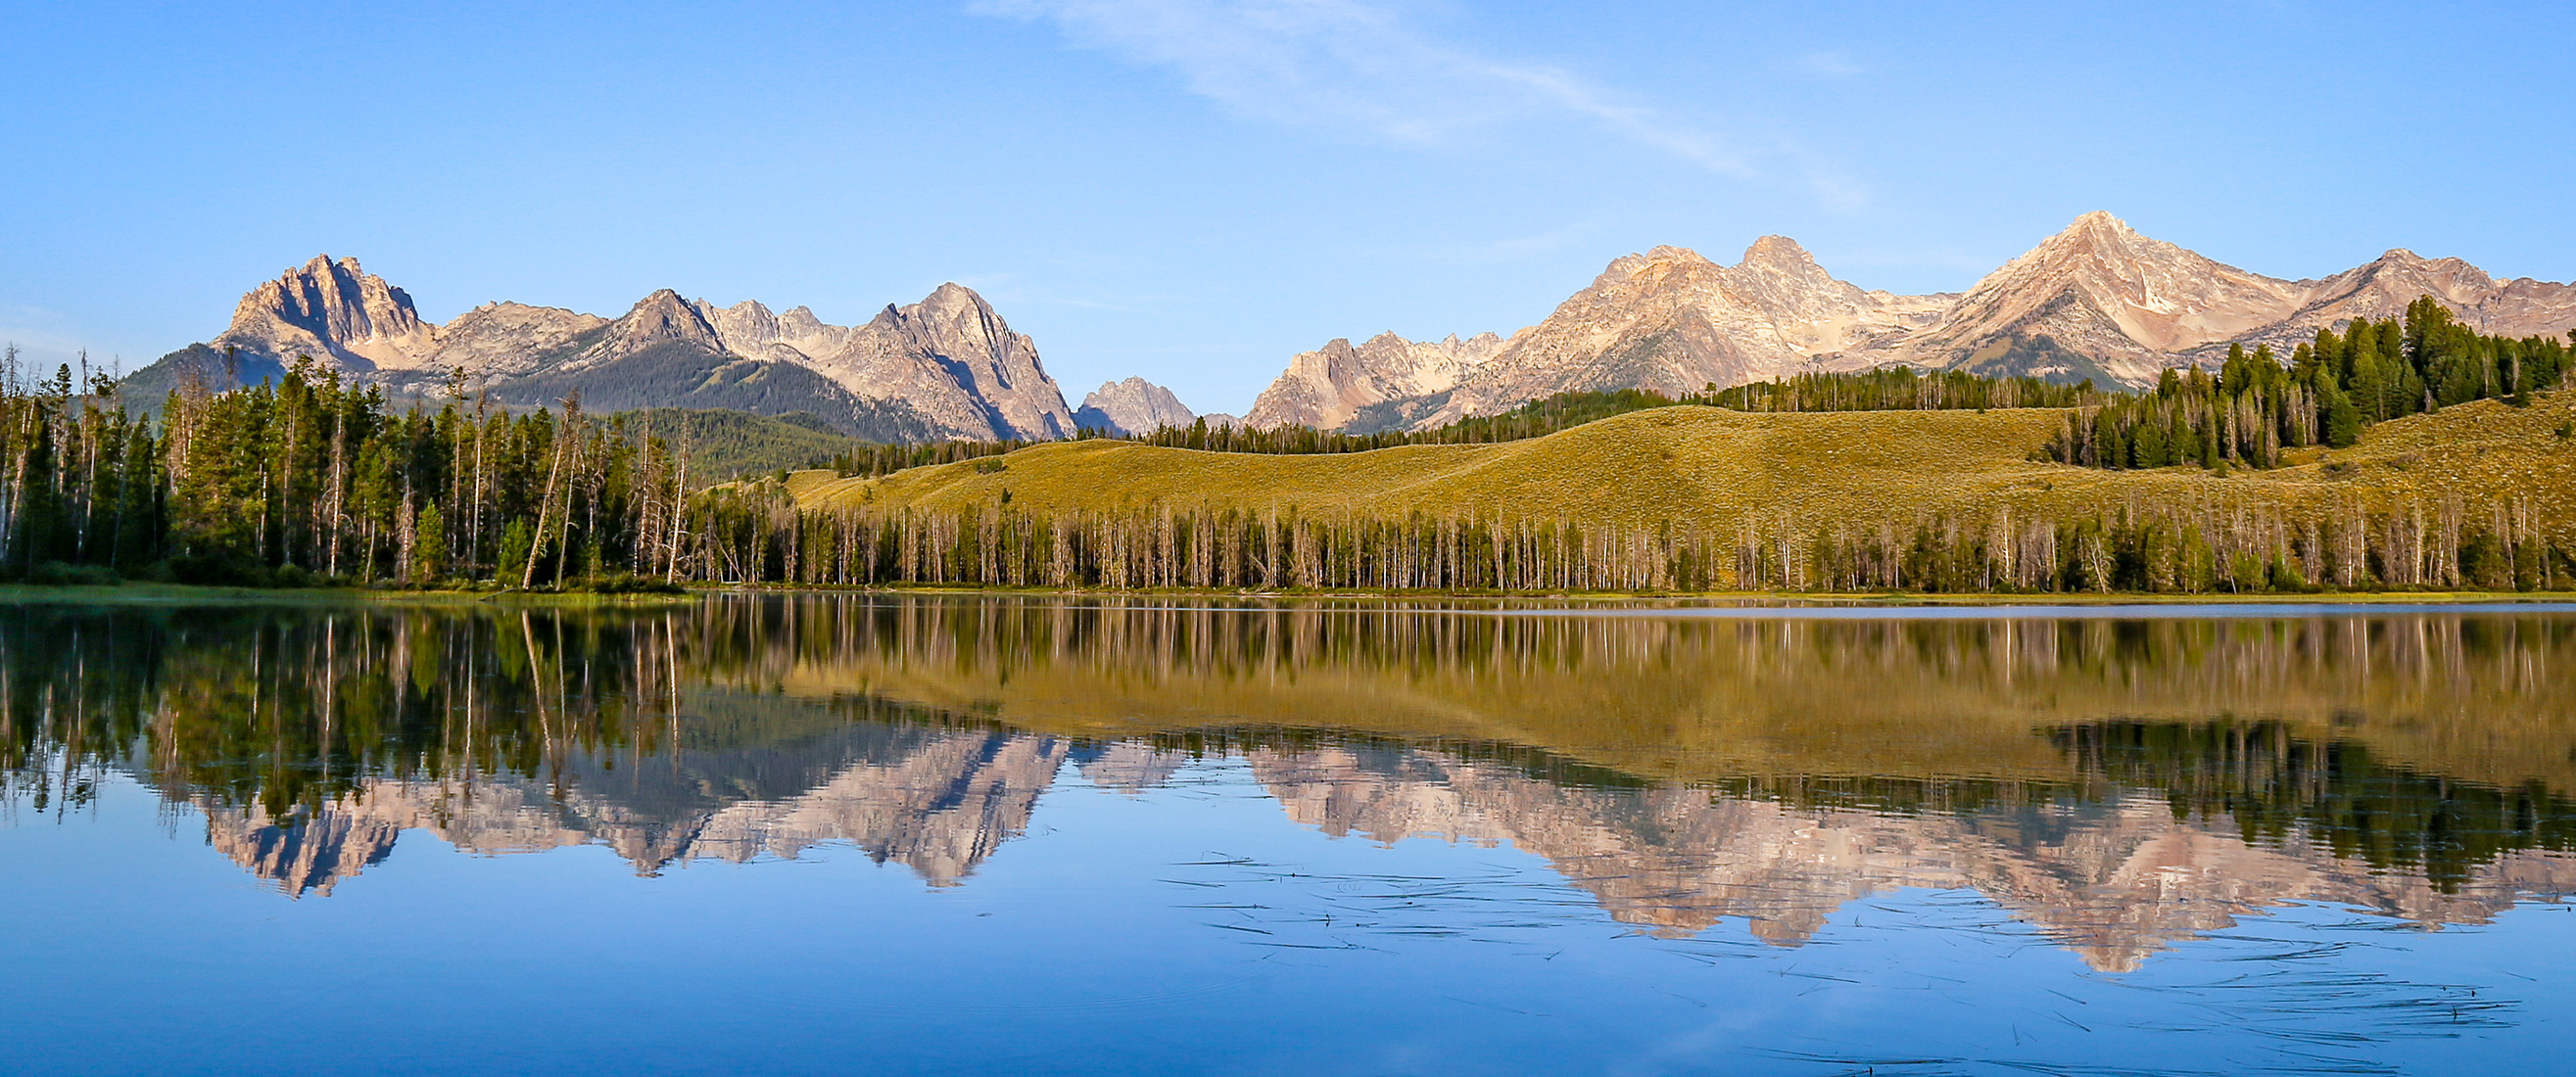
[1245,331,1508,431]
[213,255,439,373]
[1424,238,1949,426]
[413,302,609,384]
[1073,376,1197,435]
[136,258,1074,442]
[2207,248,2576,361]
[1898,211,2307,384]
[799,283,1073,442]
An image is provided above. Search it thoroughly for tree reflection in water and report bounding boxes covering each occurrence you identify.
[2,595,2569,969]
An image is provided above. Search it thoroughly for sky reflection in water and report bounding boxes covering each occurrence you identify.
[1,595,2569,1076]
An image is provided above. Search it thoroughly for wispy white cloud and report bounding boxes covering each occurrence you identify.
[1794,49,1865,79]
[974,0,1754,178]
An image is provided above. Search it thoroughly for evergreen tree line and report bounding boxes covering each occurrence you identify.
[1726,491,2566,594]
[811,370,2087,471]
[1697,367,2088,412]
[1108,371,2087,457]
[0,351,708,587]
[689,485,2570,593]
[2046,301,2573,470]
[820,437,1031,480]
[1108,390,1704,456]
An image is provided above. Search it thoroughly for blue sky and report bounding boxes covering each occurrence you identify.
[4,1,2571,413]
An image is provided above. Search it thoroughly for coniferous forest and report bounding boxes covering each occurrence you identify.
[2,293,2571,595]
[2043,301,2571,470]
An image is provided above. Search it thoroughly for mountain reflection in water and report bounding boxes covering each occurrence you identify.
[3,595,2570,973]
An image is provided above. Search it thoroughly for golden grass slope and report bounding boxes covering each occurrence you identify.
[791,390,2576,536]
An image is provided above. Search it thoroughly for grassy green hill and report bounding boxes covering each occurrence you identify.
[789,390,2576,541]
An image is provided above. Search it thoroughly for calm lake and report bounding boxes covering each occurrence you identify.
[3,595,2570,1076]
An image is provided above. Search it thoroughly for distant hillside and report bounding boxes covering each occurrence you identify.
[785,388,2576,591]
[799,393,2570,531]
[618,408,876,483]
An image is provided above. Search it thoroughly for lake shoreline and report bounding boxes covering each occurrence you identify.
[6,581,2575,608]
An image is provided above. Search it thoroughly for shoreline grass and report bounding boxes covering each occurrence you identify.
[8,580,2567,609]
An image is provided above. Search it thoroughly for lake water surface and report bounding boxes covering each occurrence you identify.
[3,595,2571,1076]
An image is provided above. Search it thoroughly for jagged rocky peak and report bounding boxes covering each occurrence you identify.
[1606,244,1718,275]
[599,289,726,353]
[217,254,438,372]
[1243,329,1508,431]
[1075,376,1196,436]
[141,261,1077,443]
[1742,234,1814,262]
[888,283,1071,440]
[1896,211,2313,385]
[691,298,852,362]
[2349,248,2504,303]
[1739,234,1831,279]
[1414,235,1951,428]
[774,304,841,350]
[696,298,779,345]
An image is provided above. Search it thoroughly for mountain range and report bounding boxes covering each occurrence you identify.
[1246,211,2576,432]
[130,257,1075,441]
[128,212,2576,442]
[189,711,2576,973]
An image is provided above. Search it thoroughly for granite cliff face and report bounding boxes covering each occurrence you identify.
[2219,248,2576,360]
[1902,211,2308,384]
[1258,213,2576,432]
[138,258,1073,442]
[1421,238,1950,427]
[1073,376,1197,435]
[1245,331,1508,431]
[214,255,440,373]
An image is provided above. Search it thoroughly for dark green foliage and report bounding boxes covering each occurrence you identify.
[2048,298,2573,471]
[623,407,881,480]
[1701,367,2088,412]
[25,562,119,586]
[582,573,687,595]
[496,519,538,583]
[2058,721,2576,889]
